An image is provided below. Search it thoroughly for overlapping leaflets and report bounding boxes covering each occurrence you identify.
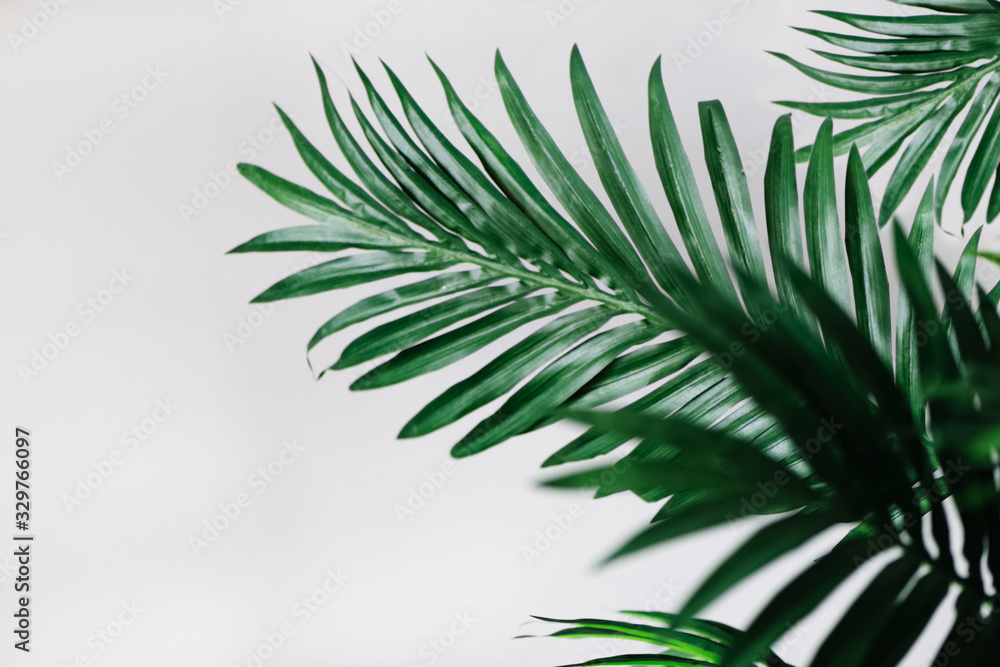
[233,4,1000,663]
[542,224,1000,665]
[234,48,951,478]
[777,0,1000,228]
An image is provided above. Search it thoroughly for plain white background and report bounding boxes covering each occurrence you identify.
[2,1,999,665]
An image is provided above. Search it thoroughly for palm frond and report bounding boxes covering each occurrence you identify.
[542,227,1000,665]
[232,49,962,483]
[775,0,1000,228]
[524,613,792,667]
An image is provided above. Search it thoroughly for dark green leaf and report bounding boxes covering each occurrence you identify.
[251,251,449,303]
[845,146,893,366]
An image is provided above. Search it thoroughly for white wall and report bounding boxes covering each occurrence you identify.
[1,1,994,665]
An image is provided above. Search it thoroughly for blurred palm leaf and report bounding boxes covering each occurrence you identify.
[230,31,1000,667]
[775,0,1000,228]
[540,225,1000,665]
[233,48,985,480]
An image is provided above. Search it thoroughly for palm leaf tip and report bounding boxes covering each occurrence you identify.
[782,2,1000,229]
[232,33,1000,667]
[235,50,777,461]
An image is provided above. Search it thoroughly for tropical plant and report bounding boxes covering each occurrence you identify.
[776,0,1000,229]
[532,218,1000,664]
[231,8,1000,667]
[234,48,979,468]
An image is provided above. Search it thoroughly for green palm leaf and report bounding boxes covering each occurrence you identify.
[523,613,790,667]
[542,227,1000,665]
[233,42,1000,667]
[776,0,1000,228]
[233,49,924,481]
